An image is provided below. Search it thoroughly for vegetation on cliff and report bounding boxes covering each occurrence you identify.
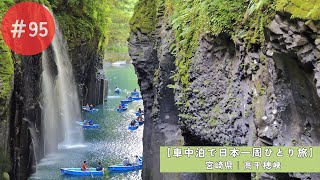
[49,0,112,52]
[276,0,320,20]
[105,0,137,62]
[0,0,14,176]
[0,0,14,101]
[130,0,320,104]
[130,0,158,35]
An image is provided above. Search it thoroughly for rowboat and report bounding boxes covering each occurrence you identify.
[128,121,139,130]
[60,168,103,176]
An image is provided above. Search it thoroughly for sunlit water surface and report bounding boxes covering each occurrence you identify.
[30,64,143,180]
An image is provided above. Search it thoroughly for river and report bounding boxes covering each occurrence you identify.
[30,64,143,180]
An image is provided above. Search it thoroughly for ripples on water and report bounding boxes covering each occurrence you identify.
[30,65,143,180]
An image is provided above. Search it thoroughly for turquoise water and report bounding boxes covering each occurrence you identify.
[30,64,143,180]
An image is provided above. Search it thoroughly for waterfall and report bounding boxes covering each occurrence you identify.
[51,23,83,146]
[41,20,83,154]
[41,51,58,154]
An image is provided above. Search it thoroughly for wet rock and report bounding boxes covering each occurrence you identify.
[315,38,320,46]
[287,35,309,49]
[269,20,284,35]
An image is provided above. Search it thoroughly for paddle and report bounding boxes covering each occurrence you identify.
[88,169,94,177]
[86,166,94,177]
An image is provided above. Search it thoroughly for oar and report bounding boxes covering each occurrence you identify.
[86,167,94,177]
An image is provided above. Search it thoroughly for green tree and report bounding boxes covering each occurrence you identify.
[105,0,137,62]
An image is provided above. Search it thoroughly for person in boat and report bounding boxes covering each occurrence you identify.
[81,161,88,171]
[130,120,136,126]
[96,161,103,171]
[115,87,121,92]
[123,157,132,166]
[134,88,137,92]
[138,108,143,113]
[134,155,140,165]
[119,105,122,109]
[89,104,93,110]
[89,120,93,125]
[85,103,90,110]
[136,116,142,122]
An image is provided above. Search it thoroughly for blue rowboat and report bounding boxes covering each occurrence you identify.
[131,96,142,101]
[108,163,142,171]
[131,91,139,96]
[115,88,122,93]
[121,99,132,104]
[138,121,144,125]
[117,107,127,112]
[60,168,104,176]
[83,124,99,129]
[135,112,144,116]
[82,108,98,112]
[108,157,142,172]
[128,122,139,131]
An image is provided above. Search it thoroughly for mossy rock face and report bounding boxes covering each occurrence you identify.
[129,0,319,98]
[2,172,9,180]
[49,0,111,52]
[0,0,14,102]
[129,0,158,35]
[276,0,320,20]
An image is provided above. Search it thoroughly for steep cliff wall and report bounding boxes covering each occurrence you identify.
[129,0,320,179]
[0,1,16,179]
[129,2,184,179]
[9,54,42,179]
[0,1,109,179]
[49,0,108,105]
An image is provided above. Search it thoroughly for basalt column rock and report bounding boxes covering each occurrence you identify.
[129,4,184,179]
[68,40,107,106]
[128,29,158,179]
[9,54,42,180]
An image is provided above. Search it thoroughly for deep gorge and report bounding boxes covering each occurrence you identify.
[0,0,320,179]
[128,0,320,179]
[0,0,107,179]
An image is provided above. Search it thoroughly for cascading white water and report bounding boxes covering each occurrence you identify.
[41,51,58,154]
[41,20,83,153]
[51,23,83,146]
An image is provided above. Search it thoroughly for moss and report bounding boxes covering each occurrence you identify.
[153,67,160,83]
[49,0,111,52]
[276,0,320,20]
[167,84,177,89]
[213,105,220,114]
[0,0,14,101]
[129,0,159,35]
[253,94,267,122]
[209,117,217,127]
[192,89,200,93]
[55,13,95,49]
[175,101,183,105]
